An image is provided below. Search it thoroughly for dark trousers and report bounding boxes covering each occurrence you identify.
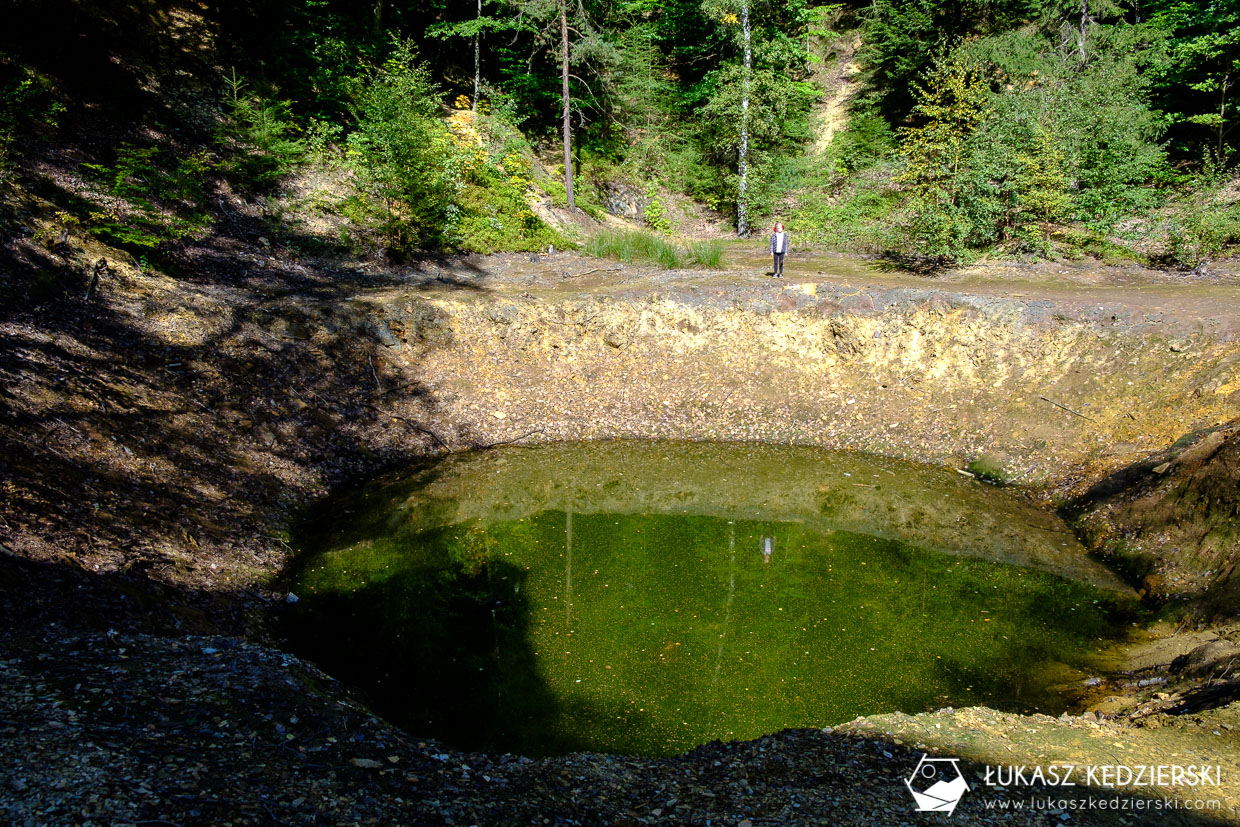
[772,251,785,276]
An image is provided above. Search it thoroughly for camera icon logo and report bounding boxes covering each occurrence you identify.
[905,755,970,815]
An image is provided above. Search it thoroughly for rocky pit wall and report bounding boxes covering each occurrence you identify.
[368,275,1239,495]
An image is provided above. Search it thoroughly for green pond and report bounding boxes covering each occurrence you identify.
[284,442,1138,758]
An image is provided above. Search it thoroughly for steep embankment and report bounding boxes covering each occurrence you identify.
[396,264,1237,486]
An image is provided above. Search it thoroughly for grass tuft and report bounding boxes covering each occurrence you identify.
[966,455,1009,485]
[685,240,723,268]
[584,230,723,269]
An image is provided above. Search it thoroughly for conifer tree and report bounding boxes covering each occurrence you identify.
[895,50,989,258]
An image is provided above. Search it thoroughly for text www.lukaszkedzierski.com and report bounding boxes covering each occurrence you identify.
[982,797,1222,812]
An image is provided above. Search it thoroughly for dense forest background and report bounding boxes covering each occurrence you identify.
[2,0,1238,266]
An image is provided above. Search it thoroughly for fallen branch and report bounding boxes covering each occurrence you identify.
[412,424,449,448]
[563,265,622,279]
[475,428,544,449]
[371,379,421,399]
[360,403,447,448]
[1039,395,1094,421]
[368,353,381,392]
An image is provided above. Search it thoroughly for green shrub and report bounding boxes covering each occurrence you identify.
[790,165,903,253]
[81,143,213,248]
[452,112,569,253]
[542,177,569,208]
[346,41,463,251]
[643,183,671,233]
[831,113,897,173]
[1165,199,1240,268]
[218,70,306,188]
[454,172,565,254]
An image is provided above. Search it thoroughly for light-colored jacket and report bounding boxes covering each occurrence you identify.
[770,232,790,254]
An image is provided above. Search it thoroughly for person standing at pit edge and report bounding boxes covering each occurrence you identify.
[769,222,789,278]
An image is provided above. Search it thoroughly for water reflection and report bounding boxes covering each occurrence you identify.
[284,442,1137,757]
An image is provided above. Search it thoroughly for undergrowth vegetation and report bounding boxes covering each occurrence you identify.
[81,145,214,248]
[1,0,1237,267]
[786,0,1240,267]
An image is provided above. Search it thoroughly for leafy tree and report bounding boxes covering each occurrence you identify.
[495,1,621,210]
[606,21,683,176]
[960,25,1168,230]
[1148,0,1240,162]
[697,0,816,231]
[1011,127,1071,239]
[857,0,1034,120]
[218,70,306,189]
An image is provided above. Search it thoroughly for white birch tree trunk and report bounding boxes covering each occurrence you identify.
[473,0,481,111]
[561,0,576,210]
[737,0,751,237]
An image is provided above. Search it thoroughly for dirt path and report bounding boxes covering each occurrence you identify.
[443,249,1240,335]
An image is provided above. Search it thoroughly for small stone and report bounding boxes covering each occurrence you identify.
[351,758,384,769]
[372,320,401,348]
[492,411,507,420]
[1152,462,1172,474]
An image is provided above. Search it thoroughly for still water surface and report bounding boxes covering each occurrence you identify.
[285,442,1136,757]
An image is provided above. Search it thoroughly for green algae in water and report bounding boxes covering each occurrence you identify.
[284,442,1138,758]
